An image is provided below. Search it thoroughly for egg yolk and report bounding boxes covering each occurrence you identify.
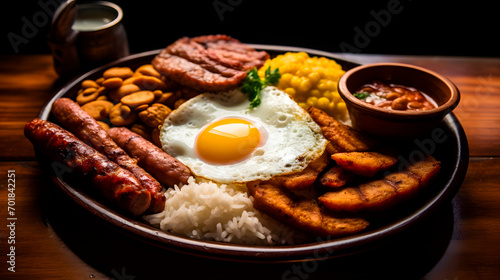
[196,118,263,165]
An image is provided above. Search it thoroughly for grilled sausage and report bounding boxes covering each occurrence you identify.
[107,127,191,187]
[51,98,165,213]
[24,118,151,216]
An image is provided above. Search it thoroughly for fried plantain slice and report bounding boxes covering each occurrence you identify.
[331,152,398,177]
[247,180,369,238]
[318,156,441,212]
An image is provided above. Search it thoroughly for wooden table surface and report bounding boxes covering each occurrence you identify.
[0,53,499,280]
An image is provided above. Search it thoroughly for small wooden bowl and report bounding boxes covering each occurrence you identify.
[338,63,460,139]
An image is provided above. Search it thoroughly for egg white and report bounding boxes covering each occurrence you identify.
[160,86,328,183]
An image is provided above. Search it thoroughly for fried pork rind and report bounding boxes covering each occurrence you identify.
[307,107,375,153]
[318,156,441,212]
[247,180,369,238]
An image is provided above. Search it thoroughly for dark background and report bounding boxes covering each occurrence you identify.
[1,0,498,57]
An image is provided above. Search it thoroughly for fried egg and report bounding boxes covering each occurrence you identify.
[159,86,328,183]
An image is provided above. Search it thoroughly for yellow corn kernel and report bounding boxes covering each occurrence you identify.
[312,68,324,79]
[306,96,318,107]
[331,91,342,102]
[294,52,308,61]
[289,76,300,88]
[310,89,321,97]
[328,101,336,113]
[318,57,330,66]
[308,72,321,84]
[336,102,347,119]
[296,66,311,77]
[298,78,312,93]
[284,87,296,96]
[317,79,329,91]
[326,80,337,91]
[317,97,330,109]
[279,73,293,87]
[279,64,294,75]
[322,90,334,100]
[298,102,308,110]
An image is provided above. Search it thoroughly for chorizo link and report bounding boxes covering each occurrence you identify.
[107,127,191,187]
[24,118,151,216]
[51,98,165,213]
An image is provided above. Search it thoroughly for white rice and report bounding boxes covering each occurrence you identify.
[143,177,305,245]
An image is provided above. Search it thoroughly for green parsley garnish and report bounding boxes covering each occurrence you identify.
[353,92,370,100]
[241,66,281,109]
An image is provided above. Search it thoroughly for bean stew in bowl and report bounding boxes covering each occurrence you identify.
[353,81,437,111]
[338,63,460,139]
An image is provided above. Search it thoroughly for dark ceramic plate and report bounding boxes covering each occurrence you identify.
[36,45,469,262]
